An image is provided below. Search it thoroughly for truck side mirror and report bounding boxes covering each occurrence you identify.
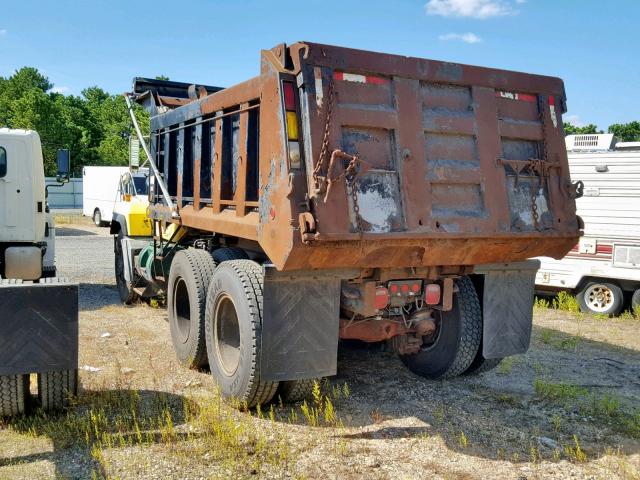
[56,149,70,182]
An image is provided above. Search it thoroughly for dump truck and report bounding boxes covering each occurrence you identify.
[0,128,79,416]
[113,42,582,407]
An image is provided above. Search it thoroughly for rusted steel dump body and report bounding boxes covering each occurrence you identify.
[144,42,580,272]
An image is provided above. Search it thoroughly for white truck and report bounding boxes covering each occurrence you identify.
[536,134,640,315]
[82,166,127,226]
[82,166,149,226]
[0,128,78,416]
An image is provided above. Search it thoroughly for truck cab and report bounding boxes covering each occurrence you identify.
[0,129,51,279]
[0,128,78,417]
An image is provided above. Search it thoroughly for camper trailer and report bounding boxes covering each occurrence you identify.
[536,134,640,315]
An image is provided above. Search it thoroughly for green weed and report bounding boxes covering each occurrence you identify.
[552,291,581,314]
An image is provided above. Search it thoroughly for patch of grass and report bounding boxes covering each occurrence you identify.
[564,435,588,463]
[551,414,562,432]
[497,356,514,375]
[533,379,588,403]
[552,291,581,314]
[619,307,640,321]
[534,296,550,309]
[4,388,299,478]
[539,329,581,351]
[458,431,468,448]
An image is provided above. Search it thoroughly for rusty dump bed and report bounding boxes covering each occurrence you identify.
[142,42,581,271]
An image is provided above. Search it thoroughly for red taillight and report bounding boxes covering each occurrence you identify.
[283,81,296,111]
[425,283,441,305]
[375,286,390,310]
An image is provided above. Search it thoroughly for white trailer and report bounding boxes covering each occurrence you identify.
[536,134,640,315]
[82,166,128,226]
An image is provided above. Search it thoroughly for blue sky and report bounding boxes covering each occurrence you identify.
[1,0,638,129]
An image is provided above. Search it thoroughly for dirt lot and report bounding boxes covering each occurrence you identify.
[1,219,639,479]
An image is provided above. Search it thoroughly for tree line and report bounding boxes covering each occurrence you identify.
[1,66,639,177]
[0,67,148,176]
[563,121,640,141]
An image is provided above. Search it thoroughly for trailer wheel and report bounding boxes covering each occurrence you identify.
[212,247,249,263]
[631,289,640,311]
[93,208,103,227]
[38,370,77,411]
[276,379,318,403]
[114,234,138,305]
[577,282,623,316]
[0,374,29,416]
[400,276,482,380]
[205,260,278,408]
[168,249,216,369]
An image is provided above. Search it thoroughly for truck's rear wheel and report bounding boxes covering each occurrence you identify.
[114,234,138,305]
[93,209,103,227]
[276,379,317,403]
[38,369,78,411]
[400,276,482,380]
[212,247,249,263]
[168,249,216,369]
[205,260,278,408]
[577,282,623,316]
[0,374,29,416]
[632,289,640,311]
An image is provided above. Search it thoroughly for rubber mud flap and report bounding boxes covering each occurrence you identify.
[259,267,342,381]
[475,260,539,359]
[0,280,79,375]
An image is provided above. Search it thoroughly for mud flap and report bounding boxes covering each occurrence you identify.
[475,260,540,359]
[0,280,79,375]
[260,266,344,381]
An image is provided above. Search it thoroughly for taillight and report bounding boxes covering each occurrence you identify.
[425,283,441,305]
[375,286,390,310]
[282,81,302,169]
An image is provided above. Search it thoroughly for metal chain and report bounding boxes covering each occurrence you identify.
[312,79,336,193]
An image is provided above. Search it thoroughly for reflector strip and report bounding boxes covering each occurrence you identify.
[495,91,537,103]
[549,95,558,128]
[333,71,389,85]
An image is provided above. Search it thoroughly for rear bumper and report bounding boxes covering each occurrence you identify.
[282,233,578,270]
[0,279,78,375]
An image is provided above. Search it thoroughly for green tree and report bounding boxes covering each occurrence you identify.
[563,122,600,135]
[608,121,640,142]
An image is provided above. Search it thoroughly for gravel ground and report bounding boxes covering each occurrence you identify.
[0,221,639,479]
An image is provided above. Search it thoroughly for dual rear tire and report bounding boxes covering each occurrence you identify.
[168,249,314,407]
[400,276,502,379]
[0,370,78,417]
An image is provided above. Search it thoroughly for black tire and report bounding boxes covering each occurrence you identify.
[276,379,318,403]
[463,353,502,376]
[400,276,482,380]
[212,247,249,263]
[38,370,77,411]
[631,289,640,311]
[93,209,103,227]
[205,260,278,408]
[577,282,623,316]
[114,234,138,305]
[0,374,29,416]
[168,249,216,369]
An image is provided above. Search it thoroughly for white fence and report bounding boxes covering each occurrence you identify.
[45,177,83,209]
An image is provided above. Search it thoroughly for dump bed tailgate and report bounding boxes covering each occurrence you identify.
[293,43,579,246]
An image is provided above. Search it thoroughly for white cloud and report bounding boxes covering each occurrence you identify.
[50,86,70,94]
[0,29,7,36]
[439,32,483,43]
[564,114,585,127]
[425,0,515,19]
[515,0,526,3]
